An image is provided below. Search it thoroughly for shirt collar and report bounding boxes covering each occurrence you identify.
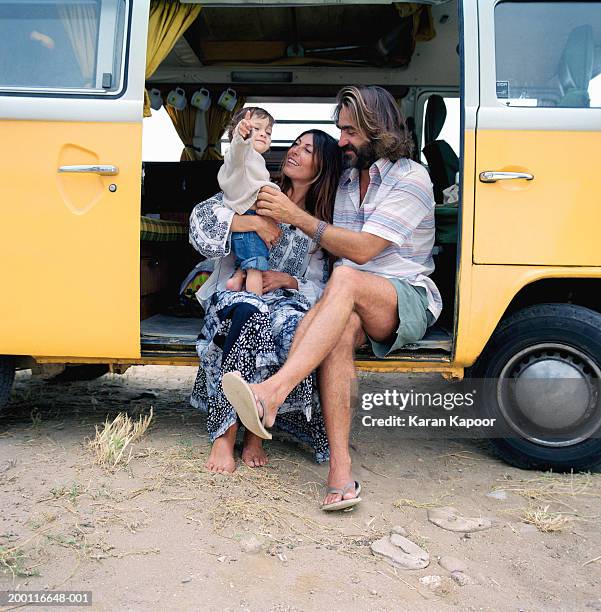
[341,158,392,185]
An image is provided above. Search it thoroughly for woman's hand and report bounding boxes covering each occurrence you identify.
[254,215,281,248]
[256,186,303,226]
[262,271,298,293]
[230,214,281,248]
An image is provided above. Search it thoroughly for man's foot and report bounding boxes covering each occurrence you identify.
[241,431,268,468]
[226,269,245,291]
[323,462,357,506]
[246,381,288,429]
[205,435,236,474]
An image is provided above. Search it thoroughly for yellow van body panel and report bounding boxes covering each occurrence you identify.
[454,265,601,367]
[474,129,601,266]
[0,121,141,359]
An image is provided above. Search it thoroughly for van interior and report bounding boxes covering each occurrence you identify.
[140,0,461,362]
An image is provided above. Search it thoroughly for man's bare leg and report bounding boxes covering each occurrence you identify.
[319,313,366,505]
[248,266,399,426]
[206,421,238,474]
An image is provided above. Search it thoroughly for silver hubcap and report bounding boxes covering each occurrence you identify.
[497,343,601,447]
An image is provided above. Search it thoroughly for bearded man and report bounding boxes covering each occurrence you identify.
[224,85,442,510]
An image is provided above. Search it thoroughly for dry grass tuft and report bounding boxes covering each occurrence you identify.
[521,505,572,533]
[495,472,601,511]
[88,409,153,468]
[393,498,441,510]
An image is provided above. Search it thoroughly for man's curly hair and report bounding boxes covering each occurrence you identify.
[334,85,414,161]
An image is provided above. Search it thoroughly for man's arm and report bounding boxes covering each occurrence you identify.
[255,186,390,264]
[291,209,390,265]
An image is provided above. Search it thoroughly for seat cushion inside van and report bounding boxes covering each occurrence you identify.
[140,216,187,242]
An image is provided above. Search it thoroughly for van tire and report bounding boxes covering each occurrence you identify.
[470,304,601,472]
[0,356,16,412]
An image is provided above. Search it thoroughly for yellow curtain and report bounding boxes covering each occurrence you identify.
[59,3,99,87]
[165,104,202,161]
[394,3,436,44]
[202,96,246,161]
[144,1,202,117]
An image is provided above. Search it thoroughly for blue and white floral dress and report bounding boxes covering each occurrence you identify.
[189,192,330,462]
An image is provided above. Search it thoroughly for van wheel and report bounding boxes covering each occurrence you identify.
[471,304,601,472]
[0,356,16,412]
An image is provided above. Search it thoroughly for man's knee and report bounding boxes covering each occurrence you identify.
[327,265,359,293]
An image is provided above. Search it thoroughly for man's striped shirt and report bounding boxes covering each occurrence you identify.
[333,157,442,321]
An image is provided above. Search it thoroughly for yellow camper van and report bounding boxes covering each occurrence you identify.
[1,0,600,471]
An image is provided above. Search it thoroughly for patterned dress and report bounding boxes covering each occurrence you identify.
[189,193,330,462]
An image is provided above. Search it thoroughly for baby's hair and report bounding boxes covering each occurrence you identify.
[227,106,275,141]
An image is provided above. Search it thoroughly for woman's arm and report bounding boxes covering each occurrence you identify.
[189,192,281,259]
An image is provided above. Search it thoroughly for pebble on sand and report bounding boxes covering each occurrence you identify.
[427,506,492,533]
[371,532,429,570]
[439,555,468,574]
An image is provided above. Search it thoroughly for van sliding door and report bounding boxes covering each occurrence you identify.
[0,0,149,359]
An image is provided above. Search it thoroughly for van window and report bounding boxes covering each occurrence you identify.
[420,95,460,163]
[0,0,127,93]
[221,102,339,152]
[494,1,601,108]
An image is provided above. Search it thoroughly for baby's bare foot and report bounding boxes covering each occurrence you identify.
[226,270,245,292]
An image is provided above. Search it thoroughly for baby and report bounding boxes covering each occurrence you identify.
[218,107,279,295]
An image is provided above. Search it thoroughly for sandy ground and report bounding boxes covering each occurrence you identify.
[1,366,600,612]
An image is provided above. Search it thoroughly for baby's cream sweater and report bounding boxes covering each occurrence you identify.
[217,131,279,214]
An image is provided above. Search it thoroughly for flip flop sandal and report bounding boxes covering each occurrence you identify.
[222,371,272,440]
[321,481,362,512]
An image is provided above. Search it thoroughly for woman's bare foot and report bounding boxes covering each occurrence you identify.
[226,269,245,291]
[242,431,268,467]
[206,425,237,474]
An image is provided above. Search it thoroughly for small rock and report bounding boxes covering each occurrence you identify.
[217,556,226,563]
[451,571,469,586]
[391,525,408,537]
[439,556,468,573]
[371,533,429,570]
[181,576,192,584]
[370,590,377,596]
[419,575,442,590]
[519,523,539,535]
[427,506,492,533]
[486,490,507,500]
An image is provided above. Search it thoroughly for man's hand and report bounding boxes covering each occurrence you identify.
[236,110,253,140]
[262,271,297,293]
[256,186,304,226]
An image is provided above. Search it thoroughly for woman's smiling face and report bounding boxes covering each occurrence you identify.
[283,133,316,183]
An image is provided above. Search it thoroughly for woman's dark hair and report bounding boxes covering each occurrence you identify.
[279,129,342,225]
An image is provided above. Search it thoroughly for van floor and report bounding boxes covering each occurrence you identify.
[140,314,453,359]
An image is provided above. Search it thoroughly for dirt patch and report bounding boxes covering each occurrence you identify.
[1,367,600,611]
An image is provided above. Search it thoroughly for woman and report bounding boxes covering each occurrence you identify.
[189,129,342,473]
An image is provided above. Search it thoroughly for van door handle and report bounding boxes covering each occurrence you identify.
[479,171,533,183]
[58,164,119,176]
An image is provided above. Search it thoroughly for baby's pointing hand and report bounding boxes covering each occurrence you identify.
[236,110,253,140]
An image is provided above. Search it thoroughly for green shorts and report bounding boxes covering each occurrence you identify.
[368,278,433,358]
